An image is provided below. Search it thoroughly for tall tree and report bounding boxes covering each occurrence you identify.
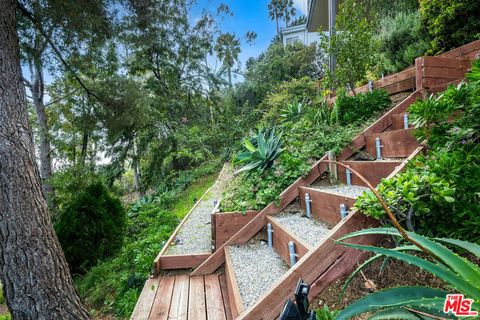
[268,0,284,36]
[0,0,90,318]
[214,33,241,88]
[17,0,111,199]
[281,0,296,28]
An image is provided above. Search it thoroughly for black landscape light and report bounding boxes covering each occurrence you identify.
[279,279,316,320]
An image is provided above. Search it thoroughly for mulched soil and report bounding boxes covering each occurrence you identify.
[312,239,448,315]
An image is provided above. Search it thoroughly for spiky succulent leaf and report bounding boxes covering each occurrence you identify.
[338,228,480,284]
[336,287,450,320]
[435,238,480,259]
[340,245,421,299]
[337,241,480,300]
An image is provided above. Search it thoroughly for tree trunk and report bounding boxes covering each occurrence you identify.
[227,68,232,89]
[0,1,91,319]
[30,50,54,198]
[80,131,88,165]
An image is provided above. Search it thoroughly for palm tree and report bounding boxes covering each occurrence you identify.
[214,33,241,88]
[268,0,284,36]
[282,0,296,28]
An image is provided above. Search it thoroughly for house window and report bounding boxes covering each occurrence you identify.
[286,36,300,45]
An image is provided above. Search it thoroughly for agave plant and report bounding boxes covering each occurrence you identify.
[279,100,306,123]
[335,228,480,320]
[233,128,284,175]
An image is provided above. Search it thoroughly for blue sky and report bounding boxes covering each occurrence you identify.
[191,0,306,79]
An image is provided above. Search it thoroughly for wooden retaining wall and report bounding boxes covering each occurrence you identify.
[212,210,259,249]
[327,39,480,103]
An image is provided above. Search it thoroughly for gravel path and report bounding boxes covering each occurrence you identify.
[311,179,369,198]
[228,240,288,308]
[272,212,331,247]
[166,164,233,255]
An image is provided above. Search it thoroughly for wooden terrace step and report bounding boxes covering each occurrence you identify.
[364,128,421,158]
[131,274,232,320]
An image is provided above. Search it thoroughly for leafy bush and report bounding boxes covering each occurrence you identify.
[233,128,284,175]
[335,89,391,125]
[261,77,321,124]
[336,228,480,319]
[55,182,126,274]
[419,0,480,54]
[377,11,431,74]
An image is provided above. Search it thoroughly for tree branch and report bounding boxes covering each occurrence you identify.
[16,1,104,102]
[44,88,79,107]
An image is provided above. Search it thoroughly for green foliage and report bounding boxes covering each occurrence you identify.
[419,0,480,54]
[336,228,480,319]
[76,173,216,317]
[319,0,378,91]
[55,182,126,274]
[377,11,431,74]
[262,77,321,124]
[335,89,391,125]
[234,128,284,174]
[279,101,305,123]
[315,305,339,320]
[355,61,480,241]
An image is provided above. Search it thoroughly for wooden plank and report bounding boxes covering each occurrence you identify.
[298,186,356,226]
[218,275,233,320]
[188,276,206,320]
[204,275,227,320]
[422,56,472,69]
[364,128,421,158]
[159,253,211,270]
[440,40,480,58]
[424,67,469,80]
[337,161,403,187]
[224,248,244,317]
[168,275,190,320]
[150,277,176,320]
[267,216,311,266]
[383,77,415,94]
[131,278,160,320]
[214,211,259,248]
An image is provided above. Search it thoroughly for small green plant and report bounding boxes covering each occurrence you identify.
[233,128,284,175]
[55,182,126,274]
[279,101,305,123]
[315,305,339,320]
[336,228,480,319]
[309,102,339,126]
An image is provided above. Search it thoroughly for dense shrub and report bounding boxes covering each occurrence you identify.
[55,182,126,273]
[419,0,480,54]
[335,89,391,125]
[377,11,431,74]
[355,60,480,242]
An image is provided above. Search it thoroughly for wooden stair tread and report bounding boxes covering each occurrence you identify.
[130,275,231,320]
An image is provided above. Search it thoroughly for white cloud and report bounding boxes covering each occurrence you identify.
[293,0,307,14]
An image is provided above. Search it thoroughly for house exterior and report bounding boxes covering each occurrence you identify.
[281,0,340,46]
[281,24,321,46]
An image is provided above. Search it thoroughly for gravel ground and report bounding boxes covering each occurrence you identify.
[272,211,331,247]
[311,179,370,198]
[228,239,289,308]
[166,164,233,255]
